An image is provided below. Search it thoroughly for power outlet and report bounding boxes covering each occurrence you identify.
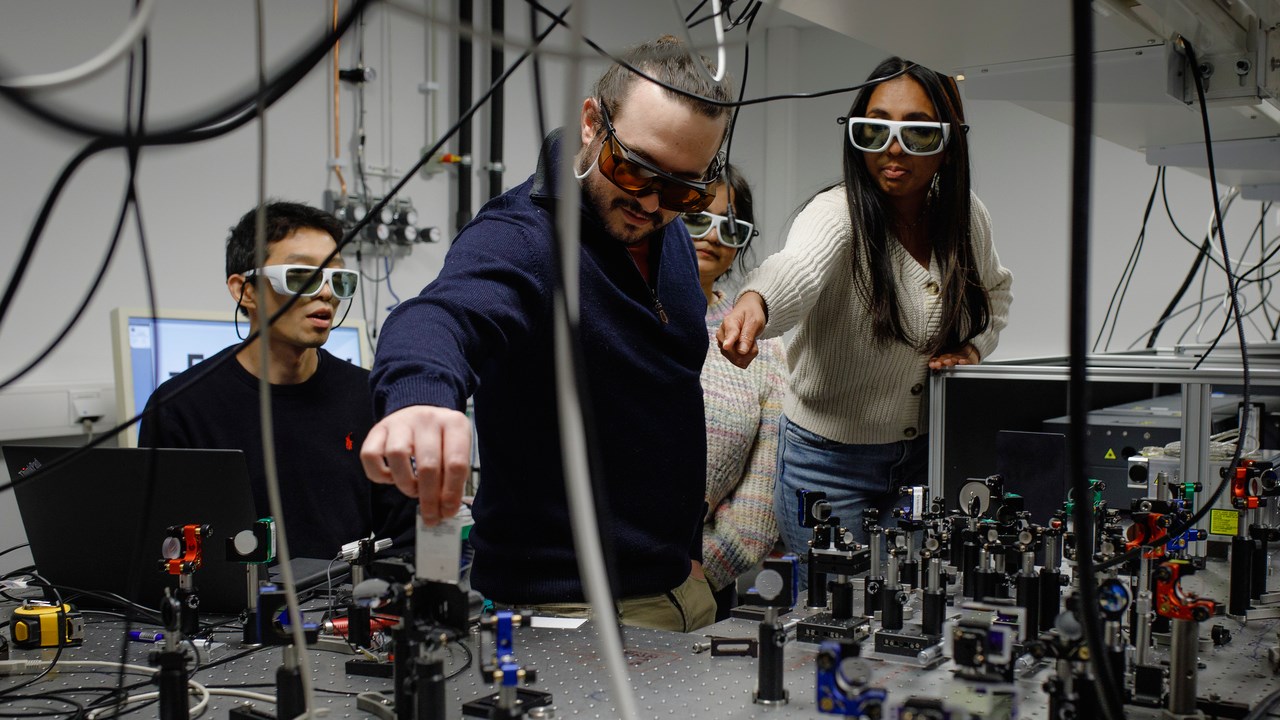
[0,383,116,441]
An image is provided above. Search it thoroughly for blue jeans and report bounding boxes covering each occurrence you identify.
[773,414,929,591]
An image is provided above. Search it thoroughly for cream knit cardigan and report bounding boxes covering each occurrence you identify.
[740,186,1013,445]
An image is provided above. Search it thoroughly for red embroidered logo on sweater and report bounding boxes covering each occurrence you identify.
[345,432,353,451]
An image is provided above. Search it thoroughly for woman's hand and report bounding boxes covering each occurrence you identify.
[716,291,767,369]
[928,343,980,370]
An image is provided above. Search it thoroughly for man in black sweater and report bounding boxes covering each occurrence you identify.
[140,202,414,560]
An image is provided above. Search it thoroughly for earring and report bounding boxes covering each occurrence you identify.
[927,173,941,201]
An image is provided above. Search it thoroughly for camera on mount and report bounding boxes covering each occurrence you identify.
[895,486,930,523]
[800,489,835,528]
[742,555,800,609]
[799,490,858,553]
[957,475,1024,526]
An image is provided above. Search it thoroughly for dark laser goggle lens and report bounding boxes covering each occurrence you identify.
[597,136,717,213]
[245,265,358,300]
[682,211,755,248]
[280,267,358,299]
[681,213,714,235]
[847,118,950,156]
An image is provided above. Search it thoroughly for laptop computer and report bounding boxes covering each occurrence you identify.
[5,445,263,614]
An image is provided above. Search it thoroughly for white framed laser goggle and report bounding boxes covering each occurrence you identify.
[242,265,358,299]
[681,211,757,248]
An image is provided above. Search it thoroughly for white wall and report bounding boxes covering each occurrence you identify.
[1,2,1274,572]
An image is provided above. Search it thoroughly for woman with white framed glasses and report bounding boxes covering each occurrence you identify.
[685,165,785,620]
[715,58,1014,576]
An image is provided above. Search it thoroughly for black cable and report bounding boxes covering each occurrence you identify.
[0,565,36,579]
[0,4,573,500]
[0,1,388,388]
[0,0,371,145]
[1184,36,1250,379]
[1066,3,1122,719]
[529,4,547,143]
[197,645,273,673]
[0,164,134,392]
[0,573,67,699]
[1098,37,1251,572]
[0,543,28,559]
[683,0,711,23]
[1161,168,1228,270]
[688,0,759,31]
[443,639,474,680]
[524,0,909,109]
[1148,235,1213,348]
[718,0,757,175]
[1092,166,1159,352]
[1251,207,1274,338]
[714,1,760,249]
[1177,246,1214,345]
[0,137,112,336]
[0,7,366,359]
[0,693,85,719]
[110,39,155,720]
[49,586,162,625]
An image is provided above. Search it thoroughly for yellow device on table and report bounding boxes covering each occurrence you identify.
[9,603,84,649]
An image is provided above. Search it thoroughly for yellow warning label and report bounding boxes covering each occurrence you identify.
[1209,509,1240,536]
[1104,448,1117,460]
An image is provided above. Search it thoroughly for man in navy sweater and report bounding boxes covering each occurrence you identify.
[141,202,414,560]
[362,36,733,631]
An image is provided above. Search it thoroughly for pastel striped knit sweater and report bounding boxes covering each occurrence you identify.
[702,290,787,591]
[740,186,1013,445]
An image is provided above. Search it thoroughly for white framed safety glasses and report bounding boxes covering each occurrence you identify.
[681,211,757,248]
[845,117,951,156]
[243,265,359,299]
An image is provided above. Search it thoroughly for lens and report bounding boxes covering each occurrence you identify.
[601,138,654,192]
[901,124,943,152]
[851,121,891,150]
[681,213,713,235]
[330,270,358,298]
[718,220,752,248]
[285,267,323,295]
[660,185,712,213]
[716,219,752,245]
[599,134,715,212]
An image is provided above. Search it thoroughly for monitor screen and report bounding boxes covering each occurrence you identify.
[110,307,371,447]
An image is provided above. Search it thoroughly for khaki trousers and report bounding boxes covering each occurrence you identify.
[503,574,716,633]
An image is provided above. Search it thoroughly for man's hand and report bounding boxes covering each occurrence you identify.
[361,405,471,526]
[715,291,767,369]
[690,559,706,581]
[928,343,981,370]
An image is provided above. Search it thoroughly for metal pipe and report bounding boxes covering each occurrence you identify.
[487,0,504,199]
[456,0,474,231]
[1134,558,1153,666]
[882,547,904,631]
[1167,619,1199,715]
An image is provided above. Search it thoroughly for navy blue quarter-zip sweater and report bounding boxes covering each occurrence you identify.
[371,129,709,603]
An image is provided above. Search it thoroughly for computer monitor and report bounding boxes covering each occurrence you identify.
[110,307,372,447]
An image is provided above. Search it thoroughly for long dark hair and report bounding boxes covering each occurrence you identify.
[842,57,990,356]
[720,163,756,277]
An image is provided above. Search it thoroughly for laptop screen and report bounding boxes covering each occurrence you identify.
[4,445,259,614]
